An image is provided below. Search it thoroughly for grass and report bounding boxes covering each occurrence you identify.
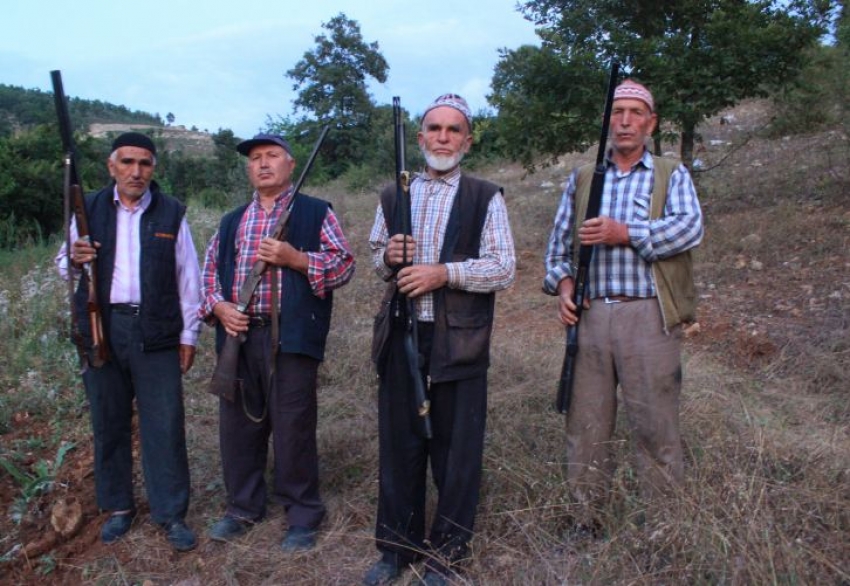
[0,103,848,584]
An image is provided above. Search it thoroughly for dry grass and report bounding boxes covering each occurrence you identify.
[1,101,849,584]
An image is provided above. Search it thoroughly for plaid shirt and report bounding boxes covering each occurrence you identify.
[369,167,516,322]
[543,150,703,298]
[200,188,355,320]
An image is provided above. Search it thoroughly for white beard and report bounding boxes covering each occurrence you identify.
[422,148,464,173]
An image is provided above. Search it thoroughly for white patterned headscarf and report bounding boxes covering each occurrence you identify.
[613,80,654,112]
[422,93,473,129]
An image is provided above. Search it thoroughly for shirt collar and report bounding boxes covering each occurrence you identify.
[604,148,654,171]
[416,165,462,186]
[251,186,294,209]
[112,186,152,212]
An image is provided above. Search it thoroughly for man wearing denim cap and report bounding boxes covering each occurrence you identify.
[364,94,516,585]
[55,131,202,552]
[199,131,355,551]
[544,79,704,535]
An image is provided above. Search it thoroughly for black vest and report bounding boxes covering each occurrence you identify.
[75,181,186,356]
[380,174,499,382]
[214,194,333,361]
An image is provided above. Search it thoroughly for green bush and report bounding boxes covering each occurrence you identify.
[190,187,231,210]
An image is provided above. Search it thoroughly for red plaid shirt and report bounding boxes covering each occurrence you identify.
[200,189,354,320]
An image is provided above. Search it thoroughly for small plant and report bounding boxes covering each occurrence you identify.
[36,554,56,576]
[0,441,75,524]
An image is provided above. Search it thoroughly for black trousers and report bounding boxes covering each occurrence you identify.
[218,325,324,529]
[375,322,487,574]
[83,308,190,524]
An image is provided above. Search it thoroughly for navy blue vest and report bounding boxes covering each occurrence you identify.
[75,181,186,355]
[214,194,333,361]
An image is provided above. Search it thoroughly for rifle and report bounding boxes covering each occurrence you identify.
[392,97,433,439]
[208,125,330,401]
[50,70,109,370]
[555,61,620,414]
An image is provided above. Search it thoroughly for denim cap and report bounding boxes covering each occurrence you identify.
[236,133,293,157]
[422,93,472,128]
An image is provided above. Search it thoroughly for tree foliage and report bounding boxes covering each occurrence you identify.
[491,0,834,169]
[0,125,109,248]
[490,46,608,169]
[0,84,161,138]
[156,128,248,207]
[286,13,389,177]
[770,1,848,136]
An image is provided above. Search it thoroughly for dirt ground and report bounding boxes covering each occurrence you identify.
[1,99,847,585]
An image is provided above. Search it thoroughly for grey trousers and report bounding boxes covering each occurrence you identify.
[566,298,685,508]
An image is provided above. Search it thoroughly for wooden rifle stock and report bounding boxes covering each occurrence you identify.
[51,70,109,369]
[556,61,620,414]
[208,125,330,401]
[393,97,433,439]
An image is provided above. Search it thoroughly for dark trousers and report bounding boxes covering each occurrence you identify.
[218,325,324,529]
[82,309,189,524]
[375,322,487,574]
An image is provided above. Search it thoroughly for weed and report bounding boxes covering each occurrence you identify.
[35,554,56,576]
[0,441,75,524]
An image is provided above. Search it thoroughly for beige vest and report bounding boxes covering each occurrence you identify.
[573,156,696,330]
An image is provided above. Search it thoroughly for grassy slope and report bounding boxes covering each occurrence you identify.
[0,102,848,584]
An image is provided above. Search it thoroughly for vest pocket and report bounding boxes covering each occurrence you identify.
[445,310,491,366]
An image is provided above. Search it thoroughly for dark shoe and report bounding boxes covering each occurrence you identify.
[363,558,401,585]
[280,525,316,553]
[101,511,134,544]
[208,515,251,542]
[162,519,197,552]
[421,570,448,586]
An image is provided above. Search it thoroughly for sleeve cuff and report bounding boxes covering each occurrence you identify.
[180,331,199,346]
[445,263,462,288]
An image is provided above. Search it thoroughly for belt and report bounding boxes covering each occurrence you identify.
[249,314,272,328]
[603,296,644,304]
[111,303,141,316]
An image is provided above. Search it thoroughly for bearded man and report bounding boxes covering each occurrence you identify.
[363,94,516,586]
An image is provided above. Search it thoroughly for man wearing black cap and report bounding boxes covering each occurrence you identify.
[199,132,354,551]
[55,131,202,551]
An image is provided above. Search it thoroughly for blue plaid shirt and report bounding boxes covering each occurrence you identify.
[544,150,703,298]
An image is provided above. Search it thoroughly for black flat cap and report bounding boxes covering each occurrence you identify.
[111,132,157,156]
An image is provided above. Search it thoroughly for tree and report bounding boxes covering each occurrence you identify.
[166,112,175,125]
[0,125,109,248]
[490,46,608,169]
[286,13,389,177]
[490,0,833,169]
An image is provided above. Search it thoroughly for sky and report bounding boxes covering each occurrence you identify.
[1,1,540,139]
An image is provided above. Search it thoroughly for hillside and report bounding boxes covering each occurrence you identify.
[0,83,161,137]
[88,123,216,157]
[0,82,216,158]
[0,100,847,585]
